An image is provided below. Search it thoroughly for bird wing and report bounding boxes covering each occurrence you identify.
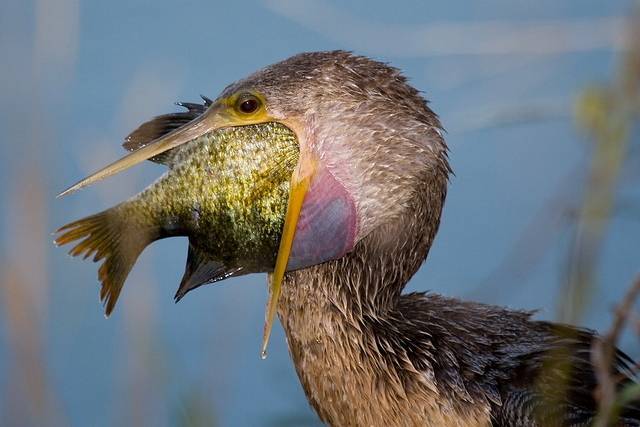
[492,322,640,426]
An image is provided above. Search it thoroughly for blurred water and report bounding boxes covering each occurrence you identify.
[0,0,638,426]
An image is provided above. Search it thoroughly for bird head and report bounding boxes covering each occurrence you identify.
[59,51,450,354]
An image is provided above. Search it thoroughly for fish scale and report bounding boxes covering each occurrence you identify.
[56,122,299,315]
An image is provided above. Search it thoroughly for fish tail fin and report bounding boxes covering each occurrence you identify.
[55,207,157,316]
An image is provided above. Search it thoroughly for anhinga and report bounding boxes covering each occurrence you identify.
[57,51,639,426]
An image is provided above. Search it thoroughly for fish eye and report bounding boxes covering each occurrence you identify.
[236,94,261,115]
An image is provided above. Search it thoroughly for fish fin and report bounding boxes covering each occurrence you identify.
[200,94,213,106]
[174,242,243,302]
[54,209,157,316]
[123,101,207,165]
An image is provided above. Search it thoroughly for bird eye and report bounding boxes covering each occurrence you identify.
[236,94,260,115]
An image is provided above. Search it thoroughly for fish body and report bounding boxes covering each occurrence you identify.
[57,79,356,353]
[56,122,299,314]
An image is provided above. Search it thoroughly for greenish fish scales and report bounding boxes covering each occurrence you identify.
[56,122,299,315]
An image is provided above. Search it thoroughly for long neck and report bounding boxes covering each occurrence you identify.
[277,175,491,426]
[283,177,443,317]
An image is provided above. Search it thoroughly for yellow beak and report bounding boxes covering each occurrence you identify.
[261,151,316,358]
[57,101,267,197]
[59,95,316,358]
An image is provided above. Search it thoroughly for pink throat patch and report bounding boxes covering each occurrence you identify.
[287,164,357,271]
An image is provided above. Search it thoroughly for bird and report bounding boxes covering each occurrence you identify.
[56,51,639,426]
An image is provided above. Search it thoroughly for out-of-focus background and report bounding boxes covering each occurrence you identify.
[1,1,638,426]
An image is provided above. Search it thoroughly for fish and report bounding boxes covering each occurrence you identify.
[55,121,299,316]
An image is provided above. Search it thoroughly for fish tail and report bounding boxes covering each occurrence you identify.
[55,207,157,316]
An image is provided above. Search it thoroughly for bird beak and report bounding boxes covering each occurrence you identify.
[57,102,260,197]
[57,95,355,357]
[261,151,316,358]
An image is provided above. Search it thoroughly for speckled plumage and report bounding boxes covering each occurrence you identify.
[58,51,640,426]
[227,51,639,426]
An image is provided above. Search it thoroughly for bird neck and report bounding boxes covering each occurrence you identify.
[282,171,446,315]
[276,175,491,425]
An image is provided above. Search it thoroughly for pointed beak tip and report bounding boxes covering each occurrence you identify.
[259,167,313,358]
[56,188,72,198]
[59,108,220,197]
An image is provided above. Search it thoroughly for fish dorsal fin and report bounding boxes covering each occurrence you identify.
[174,241,243,302]
[123,97,211,165]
